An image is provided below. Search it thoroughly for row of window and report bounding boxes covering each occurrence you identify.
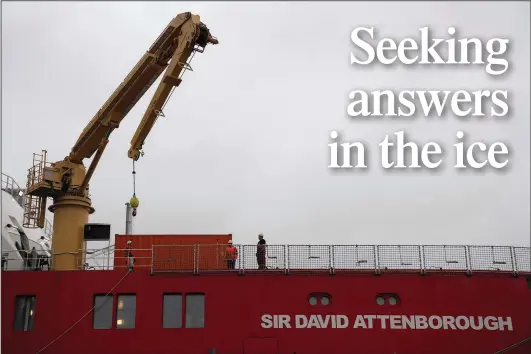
[376,293,400,306]
[13,293,206,332]
[308,293,399,306]
[307,293,401,307]
[15,291,399,331]
[308,292,331,306]
[93,292,206,329]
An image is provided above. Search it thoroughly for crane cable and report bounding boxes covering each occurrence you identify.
[130,160,138,216]
[132,160,137,197]
[492,336,531,354]
[34,270,131,354]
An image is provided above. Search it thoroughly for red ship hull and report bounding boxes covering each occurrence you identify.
[2,269,530,354]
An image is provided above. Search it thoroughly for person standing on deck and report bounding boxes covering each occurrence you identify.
[30,247,39,270]
[256,233,267,269]
[124,240,135,272]
[225,240,238,270]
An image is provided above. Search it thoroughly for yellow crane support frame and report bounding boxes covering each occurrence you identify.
[23,12,218,270]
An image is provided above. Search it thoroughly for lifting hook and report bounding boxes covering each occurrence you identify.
[130,160,139,217]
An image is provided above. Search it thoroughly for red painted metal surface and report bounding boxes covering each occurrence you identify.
[114,234,232,270]
[244,337,279,354]
[2,270,530,354]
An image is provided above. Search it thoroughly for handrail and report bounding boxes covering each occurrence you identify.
[1,250,51,271]
[3,244,530,274]
[142,244,529,275]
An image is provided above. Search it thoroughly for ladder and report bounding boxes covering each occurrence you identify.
[23,151,48,229]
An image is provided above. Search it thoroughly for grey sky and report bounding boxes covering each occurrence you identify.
[2,2,529,247]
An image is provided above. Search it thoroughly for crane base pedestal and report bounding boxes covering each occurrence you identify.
[49,195,95,271]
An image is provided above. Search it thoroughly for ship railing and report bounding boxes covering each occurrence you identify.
[151,245,196,273]
[78,248,153,271]
[1,250,51,272]
[3,245,530,275]
[148,244,531,276]
[2,173,27,208]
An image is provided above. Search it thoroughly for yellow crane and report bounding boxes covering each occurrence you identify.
[22,12,218,271]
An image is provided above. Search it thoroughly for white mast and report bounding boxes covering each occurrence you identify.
[125,202,133,235]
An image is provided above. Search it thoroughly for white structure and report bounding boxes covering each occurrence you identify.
[2,173,52,270]
[1,173,113,271]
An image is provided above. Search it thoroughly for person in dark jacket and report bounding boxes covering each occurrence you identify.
[30,247,39,270]
[256,233,266,269]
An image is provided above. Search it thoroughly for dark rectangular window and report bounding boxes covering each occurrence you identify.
[14,295,36,331]
[93,295,113,329]
[163,294,182,328]
[116,294,136,329]
[185,293,205,328]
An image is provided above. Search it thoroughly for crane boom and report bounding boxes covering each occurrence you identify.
[23,12,218,270]
[69,12,217,164]
[128,18,202,161]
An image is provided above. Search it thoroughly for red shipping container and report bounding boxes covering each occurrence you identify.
[114,234,233,271]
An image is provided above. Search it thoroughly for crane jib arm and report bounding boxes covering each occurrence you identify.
[68,12,217,164]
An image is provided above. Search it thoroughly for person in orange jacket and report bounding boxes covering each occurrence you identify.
[225,240,238,270]
[124,240,135,272]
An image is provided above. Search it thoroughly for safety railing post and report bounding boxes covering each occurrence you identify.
[194,244,198,275]
[329,245,334,275]
[510,246,517,276]
[150,245,154,275]
[420,246,425,275]
[285,245,290,275]
[237,245,242,275]
[465,246,471,275]
[280,245,285,274]
[241,245,246,275]
[374,245,380,275]
[107,244,111,270]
